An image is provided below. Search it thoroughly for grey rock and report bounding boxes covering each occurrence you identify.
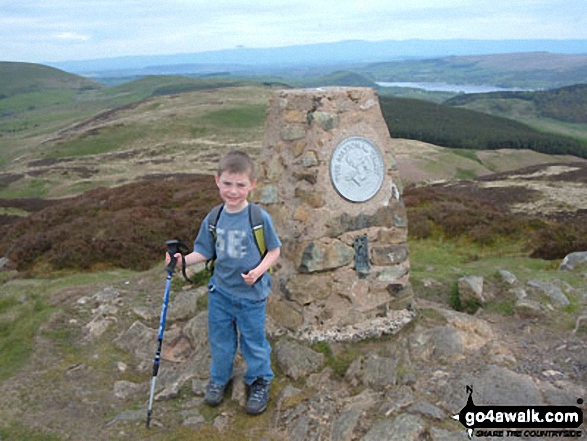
[231,364,247,406]
[281,125,306,141]
[274,384,303,416]
[498,270,517,285]
[181,409,205,426]
[527,280,570,307]
[213,413,232,431]
[458,275,487,304]
[183,310,209,354]
[298,240,354,273]
[559,251,587,271]
[511,287,527,299]
[113,321,157,362]
[379,385,414,416]
[287,414,310,441]
[132,306,157,321]
[430,427,470,441]
[476,365,544,406]
[191,378,207,396]
[330,409,362,441]
[275,339,325,380]
[428,326,465,363]
[346,355,397,391]
[361,414,425,441]
[514,298,543,317]
[539,381,580,406]
[332,388,381,439]
[168,286,206,321]
[310,111,340,131]
[407,401,446,420]
[0,257,9,271]
[574,314,587,333]
[113,380,145,400]
[439,365,545,414]
[155,380,182,401]
[376,264,409,282]
[410,325,471,364]
[258,185,279,204]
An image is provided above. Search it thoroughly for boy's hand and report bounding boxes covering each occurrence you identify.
[242,268,262,286]
[165,252,183,267]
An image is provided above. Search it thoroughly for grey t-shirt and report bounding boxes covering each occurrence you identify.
[194,204,281,300]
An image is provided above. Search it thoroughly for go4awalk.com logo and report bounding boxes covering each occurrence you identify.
[453,386,584,439]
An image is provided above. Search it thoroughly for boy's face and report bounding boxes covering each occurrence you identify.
[215,171,257,213]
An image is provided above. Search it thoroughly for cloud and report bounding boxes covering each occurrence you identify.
[0,0,586,62]
[54,32,91,42]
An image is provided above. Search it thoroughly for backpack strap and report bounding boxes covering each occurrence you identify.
[206,204,224,274]
[205,203,269,275]
[248,203,267,258]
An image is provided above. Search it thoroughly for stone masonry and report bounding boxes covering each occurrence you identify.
[253,87,414,341]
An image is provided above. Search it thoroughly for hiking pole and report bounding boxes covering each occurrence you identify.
[146,240,181,429]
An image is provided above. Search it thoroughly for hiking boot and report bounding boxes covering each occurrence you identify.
[245,377,270,415]
[204,381,227,407]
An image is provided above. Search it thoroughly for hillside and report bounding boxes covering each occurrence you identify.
[294,71,378,89]
[361,52,587,89]
[0,62,101,97]
[379,96,587,158]
[2,64,587,202]
[0,64,258,172]
[445,83,587,124]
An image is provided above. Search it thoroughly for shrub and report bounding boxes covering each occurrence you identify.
[0,175,220,273]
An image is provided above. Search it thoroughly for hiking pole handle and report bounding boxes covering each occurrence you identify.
[165,239,194,283]
[165,240,180,273]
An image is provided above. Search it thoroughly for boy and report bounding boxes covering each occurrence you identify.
[167,150,281,415]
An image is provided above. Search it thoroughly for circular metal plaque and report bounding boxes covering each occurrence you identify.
[330,137,385,202]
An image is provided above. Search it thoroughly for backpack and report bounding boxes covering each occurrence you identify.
[206,203,267,274]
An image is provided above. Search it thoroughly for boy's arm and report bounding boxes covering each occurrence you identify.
[166,251,208,268]
[241,247,280,286]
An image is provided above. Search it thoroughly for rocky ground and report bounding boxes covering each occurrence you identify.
[0,159,586,440]
[1,257,585,440]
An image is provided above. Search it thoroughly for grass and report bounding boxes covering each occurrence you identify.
[0,291,54,381]
[46,124,145,158]
[0,422,62,441]
[202,105,267,129]
[0,207,29,217]
[0,270,136,382]
[0,177,58,199]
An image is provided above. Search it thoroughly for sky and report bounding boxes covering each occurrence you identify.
[1,0,586,63]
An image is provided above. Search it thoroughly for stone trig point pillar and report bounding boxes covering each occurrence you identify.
[255,87,414,341]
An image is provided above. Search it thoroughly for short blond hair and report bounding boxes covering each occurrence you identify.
[217,150,255,179]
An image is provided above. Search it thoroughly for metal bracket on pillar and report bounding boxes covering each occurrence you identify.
[353,235,370,278]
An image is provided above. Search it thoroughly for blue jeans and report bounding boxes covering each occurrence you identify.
[208,284,274,386]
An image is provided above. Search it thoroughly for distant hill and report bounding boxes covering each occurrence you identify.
[363,52,587,89]
[0,62,101,97]
[295,71,378,88]
[379,96,587,158]
[48,39,587,75]
[445,83,587,124]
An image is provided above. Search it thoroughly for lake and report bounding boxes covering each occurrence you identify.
[376,81,530,94]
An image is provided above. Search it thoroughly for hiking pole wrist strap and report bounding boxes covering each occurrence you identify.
[165,239,193,283]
